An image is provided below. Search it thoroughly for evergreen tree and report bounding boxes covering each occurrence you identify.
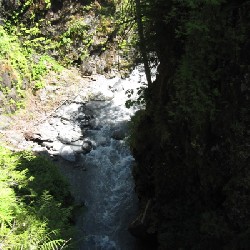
[130,0,250,249]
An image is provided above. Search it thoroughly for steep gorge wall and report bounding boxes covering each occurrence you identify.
[0,0,123,71]
[130,1,250,249]
[0,0,137,113]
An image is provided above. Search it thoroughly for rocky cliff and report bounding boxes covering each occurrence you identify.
[0,0,137,113]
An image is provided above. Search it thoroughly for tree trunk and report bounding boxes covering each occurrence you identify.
[135,0,152,85]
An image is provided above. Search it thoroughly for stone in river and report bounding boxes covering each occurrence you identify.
[60,145,76,162]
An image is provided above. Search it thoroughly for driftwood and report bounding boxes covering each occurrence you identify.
[128,199,152,239]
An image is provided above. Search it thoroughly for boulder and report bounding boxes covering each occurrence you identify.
[38,122,58,142]
[60,145,76,162]
[80,60,95,76]
[82,140,92,153]
[111,129,126,140]
[58,127,82,144]
[88,90,114,101]
[111,122,128,140]
[70,145,84,153]
[52,141,64,151]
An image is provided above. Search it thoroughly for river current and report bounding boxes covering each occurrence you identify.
[59,66,148,250]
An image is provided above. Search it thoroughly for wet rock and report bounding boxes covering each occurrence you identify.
[76,113,91,127]
[79,120,91,128]
[42,141,53,149]
[111,122,128,140]
[88,119,101,130]
[89,90,114,101]
[70,140,84,146]
[52,141,64,151]
[70,145,84,153]
[38,122,58,141]
[58,127,82,144]
[60,145,76,162]
[111,129,126,140]
[77,113,86,120]
[82,140,92,153]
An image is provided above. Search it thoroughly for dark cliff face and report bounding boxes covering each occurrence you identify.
[130,1,250,249]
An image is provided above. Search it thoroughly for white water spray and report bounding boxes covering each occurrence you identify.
[77,66,147,250]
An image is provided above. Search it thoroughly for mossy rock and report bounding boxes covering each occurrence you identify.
[0,61,25,113]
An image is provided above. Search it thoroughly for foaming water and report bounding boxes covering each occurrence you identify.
[75,66,148,250]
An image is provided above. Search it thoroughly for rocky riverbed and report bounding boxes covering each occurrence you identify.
[0,67,143,163]
[0,66,147,249]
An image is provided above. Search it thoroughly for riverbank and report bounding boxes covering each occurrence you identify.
[0,67,92,150]
[0,65,147,249]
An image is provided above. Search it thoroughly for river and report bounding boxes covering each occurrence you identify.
[58,66,147,249]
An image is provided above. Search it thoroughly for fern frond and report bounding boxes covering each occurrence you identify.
[39,239,66,250]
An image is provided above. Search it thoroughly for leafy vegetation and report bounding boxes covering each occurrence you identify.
[0,24,63,112]
[0,0,144,249]
[2,0,138,67]
[0,0,144,113]
[0,146,75,249]
[0,25,28,112]
[130,0,250,249]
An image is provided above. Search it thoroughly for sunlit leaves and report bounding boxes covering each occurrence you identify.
[0,146,73,249]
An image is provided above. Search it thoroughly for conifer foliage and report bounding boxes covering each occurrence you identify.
[130,0,250,249]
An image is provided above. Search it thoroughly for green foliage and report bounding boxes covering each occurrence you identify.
[2,0,139,74]
[130,0,250,249]
[0,25,29,83]
[0,25,28,112]
[58,17,94,64]
[0,146,74,249]
[125,86,146,108]
[115,0,139,68]
[128,109,148,150]
[4,2,62,61]
[30,54,63,90]
[0,23,64,112]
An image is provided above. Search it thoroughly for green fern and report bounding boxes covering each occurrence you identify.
[0,146,74,249]
[39,239,67,250]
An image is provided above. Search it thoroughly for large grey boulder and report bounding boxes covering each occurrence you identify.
[58,128,82,144]
[38,122,59,142]
[60,145,76,162]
